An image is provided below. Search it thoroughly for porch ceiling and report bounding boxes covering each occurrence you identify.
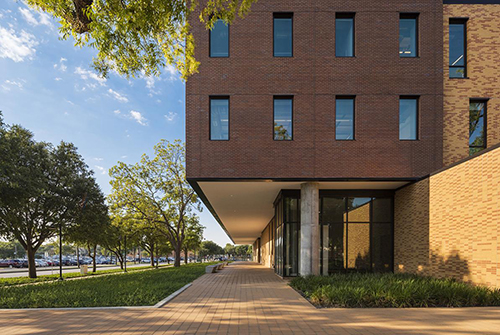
[195,180,410,245]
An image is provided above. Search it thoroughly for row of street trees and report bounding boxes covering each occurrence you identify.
[0,114,205,277]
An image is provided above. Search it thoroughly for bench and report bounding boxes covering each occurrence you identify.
[206,264,218,273]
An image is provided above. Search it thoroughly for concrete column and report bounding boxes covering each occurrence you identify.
[300,182,320,276]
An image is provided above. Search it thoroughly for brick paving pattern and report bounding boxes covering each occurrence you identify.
[1,262,500,334]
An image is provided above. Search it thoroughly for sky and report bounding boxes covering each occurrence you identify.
[0,0,232,247]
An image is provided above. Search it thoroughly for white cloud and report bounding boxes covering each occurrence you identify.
[65,100,74,105]
[94,157,103,161]
[75,67,106,86]
[165,64,179,81]
[113,109,121,115]
[164,112,177,122]
[54,77,62,81]
[19,7,53,28]
[94,165,107,175]
[129,110,147,126]
[121,155,127,159]
[1,80,24,91]
[108,88,128,103]
[0,27,38,62]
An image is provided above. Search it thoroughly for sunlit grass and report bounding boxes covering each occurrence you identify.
[290,273,500,308]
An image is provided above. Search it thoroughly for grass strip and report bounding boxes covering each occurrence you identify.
[290,273,500,308]
[0,262,217,308]
[0,264,172,288]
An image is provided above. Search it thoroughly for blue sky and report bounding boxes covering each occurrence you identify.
[0,0,232,247]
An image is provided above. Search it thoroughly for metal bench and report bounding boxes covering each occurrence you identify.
[206,264,219,273]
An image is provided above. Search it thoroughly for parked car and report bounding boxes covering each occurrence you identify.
[0,259,21,268]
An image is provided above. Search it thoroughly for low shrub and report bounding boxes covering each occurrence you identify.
[290,273,500,308]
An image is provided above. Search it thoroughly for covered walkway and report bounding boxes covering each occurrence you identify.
[1,262,500,334]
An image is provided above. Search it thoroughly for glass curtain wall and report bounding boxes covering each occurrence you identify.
[320,194,393,274]
[274,191,300,277]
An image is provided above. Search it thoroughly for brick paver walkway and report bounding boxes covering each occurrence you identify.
[1,262,500,334]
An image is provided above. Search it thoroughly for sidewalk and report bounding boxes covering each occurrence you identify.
[1,262,499,334]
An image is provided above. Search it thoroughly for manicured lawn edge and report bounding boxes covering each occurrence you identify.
[0,262,219,308]
[289,273,500,308]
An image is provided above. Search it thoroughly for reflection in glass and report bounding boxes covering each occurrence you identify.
[274,98,293,140]
[371,223,392,272]
[400,17,417,57]
[399,98,418,140]
[449,22,466,78]
[336,98,354,140]
[210,98,229,140]
[336,17,354,57]
[274,16,292,57]
[469,101,486,155]
[210,20,229,57]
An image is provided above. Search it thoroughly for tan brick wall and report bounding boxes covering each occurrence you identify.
[253,221,273,268]
[395,146,500,288]
[443,5,500,166]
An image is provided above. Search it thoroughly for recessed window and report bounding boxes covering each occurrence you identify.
[399,97,418,140]
[449,19,467,78]
[335,97,355,140]
[210,19,229,57]
[273,13,293,57]
[469,100,487,155]
[274,97,293,140]
[336,13,355,57]
[210,97,229,140]
[399,14,418,57]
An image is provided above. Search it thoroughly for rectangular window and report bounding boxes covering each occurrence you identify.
[336,13,355,57]
[336,97,355,140]
[469,100,487,155]
[210,97,229,140]
[399,14,418,57]
[399,97,418,140]
[210,19,229,57]
[273,13,293,57]
[449,19,467,78]
[274,97,293,140]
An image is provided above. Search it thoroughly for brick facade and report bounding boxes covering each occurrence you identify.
[443,4,500,166]
[395,145,500,288]
[187,0,443,180]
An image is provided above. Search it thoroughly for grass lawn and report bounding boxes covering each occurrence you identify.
[0,263,214,308]
[290,273,500,308]
[0,264,171,288]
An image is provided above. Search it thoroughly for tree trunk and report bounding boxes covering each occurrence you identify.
[92,245,97,272]
[26,246,37,279]
[150,244,155,267]
[184,248,188,264]
[174,242,182,267]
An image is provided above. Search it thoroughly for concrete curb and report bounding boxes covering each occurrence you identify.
[0,282,193,311]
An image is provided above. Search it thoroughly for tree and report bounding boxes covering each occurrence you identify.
[199,240,223,259]
[109,139,201,267]
[182,215,204,264]
[66,176,110,272]
[26,0,256,80]
[0,240,25,259]
[0,116,93,278]
[224,243,235,258]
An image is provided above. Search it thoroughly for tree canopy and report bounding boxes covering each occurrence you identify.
[26,0,257,80]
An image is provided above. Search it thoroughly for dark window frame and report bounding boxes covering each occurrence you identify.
[399,13,419,58]
[335,12,356,58]
[273,12,294,58]
[449,18,468,79]
[399,95,419,141]
[469,98,488,155]
[335,95,356,141]
[209,95,230,141]
[273,95,294,141]
[209,19,230,58]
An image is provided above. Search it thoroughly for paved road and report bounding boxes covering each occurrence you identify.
[0,263,166,278]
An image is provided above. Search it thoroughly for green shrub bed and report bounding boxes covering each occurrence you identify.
[0,263,214,308]
[290,273,500,308]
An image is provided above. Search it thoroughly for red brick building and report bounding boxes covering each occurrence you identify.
[187,0,500,284]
